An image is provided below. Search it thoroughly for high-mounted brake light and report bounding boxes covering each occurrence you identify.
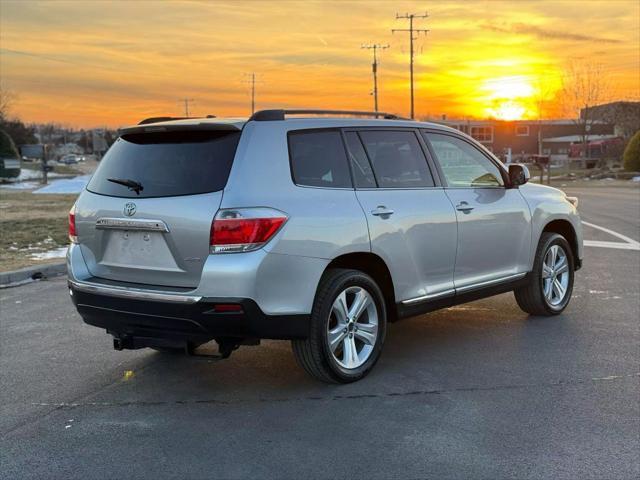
[69,205,78,243]
[210,208,288,253]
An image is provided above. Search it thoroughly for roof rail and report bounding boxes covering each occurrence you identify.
[138,115,216,125]
[248,109,407,122]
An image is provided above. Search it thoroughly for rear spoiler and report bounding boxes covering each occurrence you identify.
[119,121,241,136]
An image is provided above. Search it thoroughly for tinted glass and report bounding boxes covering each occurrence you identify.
[288,130,352,188]
[87,130,241,198]
[359,131,434,188]
[344,132,376,188]
[424,132,504,187]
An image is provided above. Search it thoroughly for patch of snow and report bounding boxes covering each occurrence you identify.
[33,175,91,194]
[17,169,63,181]
[632,176,640,182]
[29,246,68,260]
[1,181,40,190]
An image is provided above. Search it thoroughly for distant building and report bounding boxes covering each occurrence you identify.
[439,119,615,164]
[581,101,640,139]
[543,135,624,168]
[54,142,84,158]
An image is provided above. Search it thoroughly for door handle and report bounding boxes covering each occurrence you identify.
[456,201,474,213]
[371,205,394,217]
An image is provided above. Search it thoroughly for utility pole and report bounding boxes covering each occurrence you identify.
[242,73,259,114]
[392,12,429,119]
[179,98,195,117]
[361,44,389,113]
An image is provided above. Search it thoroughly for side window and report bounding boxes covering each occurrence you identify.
[423,132,504,187]
[288,130,352,188]
[344,132,376,188]
[359,131,434,188]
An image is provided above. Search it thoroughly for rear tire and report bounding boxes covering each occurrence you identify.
[292,268,387,383]
[515,232,574,316]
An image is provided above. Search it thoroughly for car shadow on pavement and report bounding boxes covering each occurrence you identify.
[85,292,582,408]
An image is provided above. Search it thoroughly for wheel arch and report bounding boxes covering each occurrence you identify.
[541,219,580,269]
[323,252,398,322]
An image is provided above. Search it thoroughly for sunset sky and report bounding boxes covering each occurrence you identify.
[1,0,638,128]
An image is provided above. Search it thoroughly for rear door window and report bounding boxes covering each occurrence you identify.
[288,130,352,188]
[87,130,241,198]
[344,132,376,188]
[358,131,434,188]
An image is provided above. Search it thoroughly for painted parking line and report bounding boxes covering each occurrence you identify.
[582,221,640,251]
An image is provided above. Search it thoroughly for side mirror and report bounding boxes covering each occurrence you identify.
[509,164,530,187]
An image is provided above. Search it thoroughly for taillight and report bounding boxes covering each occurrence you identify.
[69,205,78,243]
[210,208,288,253]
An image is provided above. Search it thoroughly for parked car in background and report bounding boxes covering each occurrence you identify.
[67,110,583,383]
[59,154,79,164]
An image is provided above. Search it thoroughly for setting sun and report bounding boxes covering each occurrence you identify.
[488,100,528,121]
[482,75,537,120]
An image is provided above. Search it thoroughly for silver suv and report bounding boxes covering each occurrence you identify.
[68,109,583,383]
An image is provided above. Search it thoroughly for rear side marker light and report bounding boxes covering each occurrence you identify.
[213,304,244,313]
[69,205,78,243]
[210,208,288,253]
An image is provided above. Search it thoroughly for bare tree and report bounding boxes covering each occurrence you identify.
[0,87,15,121]
[561,62,611,166]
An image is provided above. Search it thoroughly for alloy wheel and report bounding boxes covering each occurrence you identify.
[326,286,379,369]
[541,244,570,306]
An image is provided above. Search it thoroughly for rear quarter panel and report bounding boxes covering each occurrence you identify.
[221,122,371,259]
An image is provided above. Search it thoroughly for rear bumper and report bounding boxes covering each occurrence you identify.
[69,281,310,345]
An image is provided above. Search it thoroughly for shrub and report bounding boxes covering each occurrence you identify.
[623,130,640,171]
[0,129,19,159]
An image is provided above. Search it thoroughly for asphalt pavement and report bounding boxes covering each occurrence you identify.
[1,186,638,479]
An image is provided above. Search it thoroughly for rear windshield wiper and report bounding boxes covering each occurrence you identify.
[107,178,144,195]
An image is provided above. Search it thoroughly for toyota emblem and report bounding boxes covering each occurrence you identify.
[123,202,137,217]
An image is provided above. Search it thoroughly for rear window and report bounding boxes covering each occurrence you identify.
[87,130,241,198]
[288,130,352,188]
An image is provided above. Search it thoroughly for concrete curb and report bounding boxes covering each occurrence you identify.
[0,262,67,288]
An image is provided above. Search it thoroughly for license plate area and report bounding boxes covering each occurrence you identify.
[100,230,181,271]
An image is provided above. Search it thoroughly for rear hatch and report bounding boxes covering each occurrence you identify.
[75,126,241,288]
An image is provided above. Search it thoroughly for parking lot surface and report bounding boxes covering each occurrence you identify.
[1,186,639,479]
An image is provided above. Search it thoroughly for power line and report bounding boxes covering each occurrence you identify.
[179,98,195,117]
[361,44,389,113]
[392,12,429,119]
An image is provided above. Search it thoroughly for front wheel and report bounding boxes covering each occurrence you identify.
[292,269,387,383]
[515,232,575,316]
